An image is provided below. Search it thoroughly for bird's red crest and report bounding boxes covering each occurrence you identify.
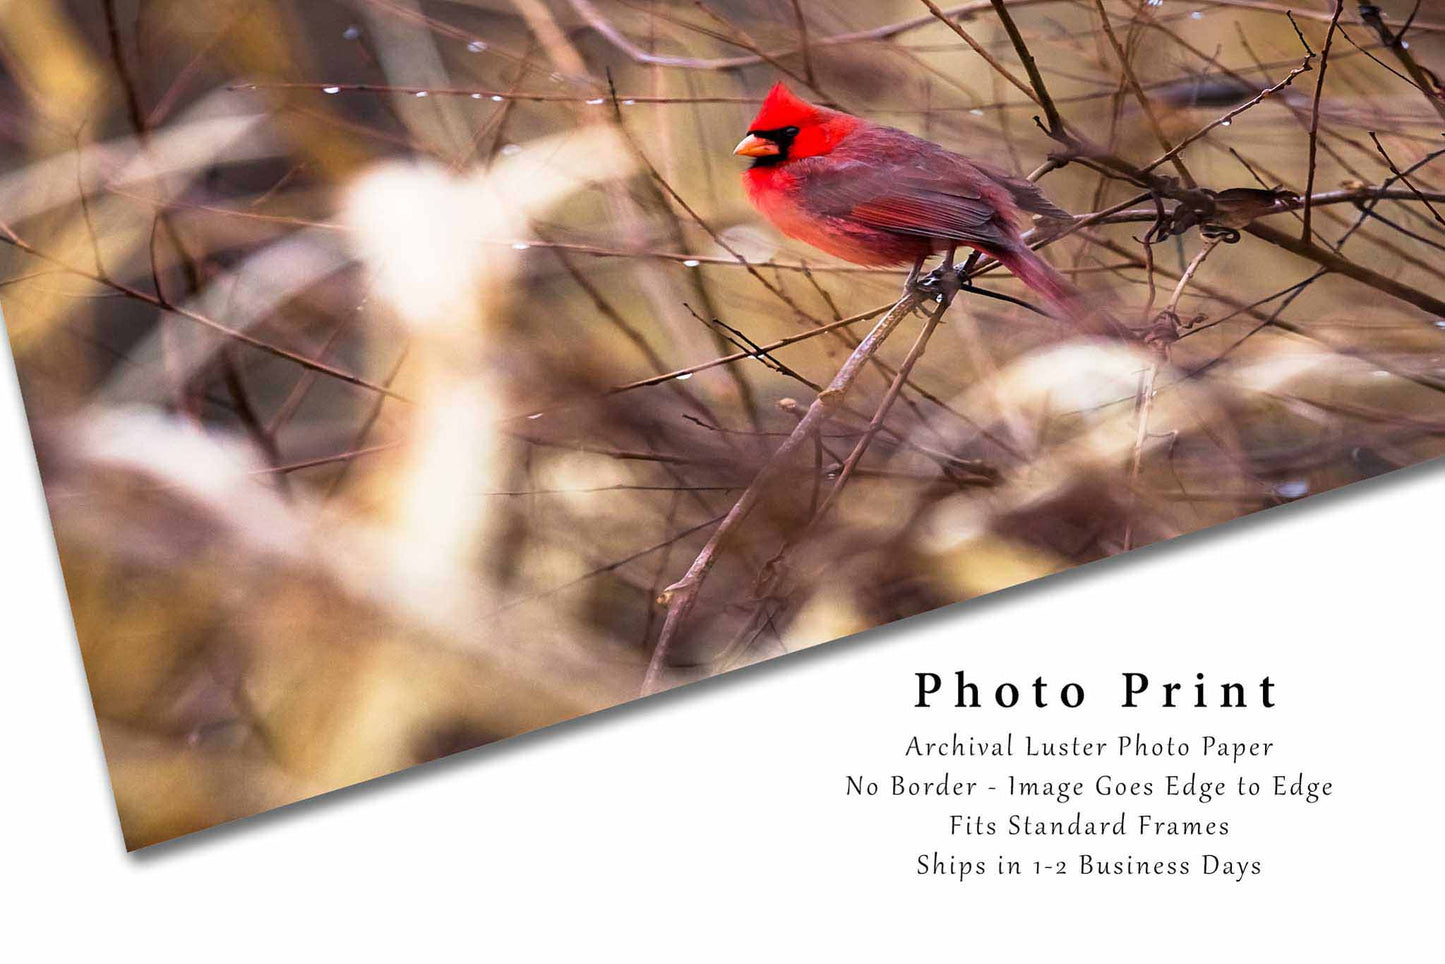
[747,82,824,132]
[743,82,859,160]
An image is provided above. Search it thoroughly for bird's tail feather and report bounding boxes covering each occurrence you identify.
[992,243,1129,338]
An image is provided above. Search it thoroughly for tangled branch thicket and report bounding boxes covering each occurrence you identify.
[2,0,1443,846]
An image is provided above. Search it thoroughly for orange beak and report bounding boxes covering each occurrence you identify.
[733,133,780,158]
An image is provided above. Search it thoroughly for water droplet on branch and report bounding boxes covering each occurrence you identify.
[1273,480,1309,499]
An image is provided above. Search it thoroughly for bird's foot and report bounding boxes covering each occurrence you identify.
[911,264,963,306]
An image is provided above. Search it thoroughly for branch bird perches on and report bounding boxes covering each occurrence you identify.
[643,279,941,695]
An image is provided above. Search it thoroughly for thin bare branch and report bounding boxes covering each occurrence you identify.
[643,285,928,695]
[1302,1,1346,243]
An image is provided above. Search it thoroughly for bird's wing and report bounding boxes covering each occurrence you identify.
[797,156,1015,248]
[976,162,1075,222]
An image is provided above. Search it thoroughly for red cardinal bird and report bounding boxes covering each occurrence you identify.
[735,83,1105,327]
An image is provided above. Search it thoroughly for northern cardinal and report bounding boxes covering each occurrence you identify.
[734,82,1102,327]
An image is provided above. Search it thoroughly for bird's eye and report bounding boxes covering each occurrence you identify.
[783,126,800,137]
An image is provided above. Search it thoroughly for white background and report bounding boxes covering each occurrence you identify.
[3,324,1441,959]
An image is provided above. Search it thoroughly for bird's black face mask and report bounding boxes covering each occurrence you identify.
[745,126,800,167]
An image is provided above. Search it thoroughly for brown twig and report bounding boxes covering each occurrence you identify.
[568,0,1058,72]
[1091,0,1194,188]
[1368,132,1445,226]
[1139,56,1314,175]
[1122,360,1159,553]
[1246,219,1445,319]
[101,0,148,141]
[230,81,760,104]
[690,0,840,106]
[1124,231,1226,550]
[921,0,1041,107]
[1358,1,1445,123]
[987,0,1064,135]
[788,0,816,87]
[0,221,409,402]
[1302,1,1345,243]
[642,285,927,695]
[810,299,951,523]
